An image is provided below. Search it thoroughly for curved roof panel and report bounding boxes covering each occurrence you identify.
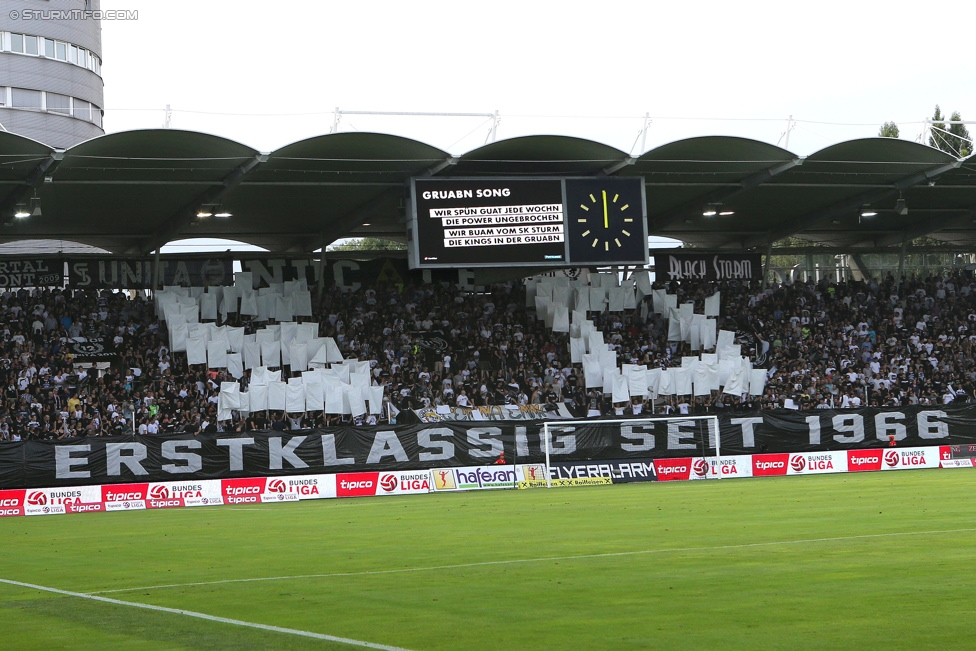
[59,129,259,181]
[805,137,954,164]
[0,131,56,183]
[267,131,448,162]
[451,135,627,176]
[639,135,794,163]
[226,133,449,251]
[637,136,799,218]
[782,138,958,188]
[250,132,447,183]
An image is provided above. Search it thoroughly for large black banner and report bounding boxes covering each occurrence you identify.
[2,404,975,489]
[67,257,233,289]
[241,257,462,290]
[655,252,763,281]
[241,257,410,289]
[717,405,968,455]
[0,258,64,287]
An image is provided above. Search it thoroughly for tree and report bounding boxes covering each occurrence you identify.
[928,105,946,150]
[948,111,972,157]
[878,121,899,138]
[929,105,972,156]
[328,237,406,251]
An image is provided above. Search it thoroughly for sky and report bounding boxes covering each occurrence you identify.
[99,0,976,158]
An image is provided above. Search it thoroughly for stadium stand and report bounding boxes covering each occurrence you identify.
[0,266,973,443]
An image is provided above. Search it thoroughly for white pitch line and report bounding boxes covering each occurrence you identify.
[0,578,414,651]
[90,526,976,595]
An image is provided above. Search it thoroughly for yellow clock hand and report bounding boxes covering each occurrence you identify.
[602,190,608,229]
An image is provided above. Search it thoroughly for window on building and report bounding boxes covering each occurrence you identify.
[43,38,54,58]
[24,35,38,56]
[92,107,102,128]
[72,99,91,121]
[11,88,42,109]
[10,33,23,53]
[46,93,70,115]
[68,44,77,64]
[0,88,6,107]
[56,41,66,60]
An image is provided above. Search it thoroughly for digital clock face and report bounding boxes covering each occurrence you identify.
[565,177,647,265]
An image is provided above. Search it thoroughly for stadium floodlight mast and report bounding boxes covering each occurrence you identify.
[540,415,721,488]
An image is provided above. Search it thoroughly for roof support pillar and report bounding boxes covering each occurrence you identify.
[849,253,870,282]
[762,243,773,290]
[152,246,162,292]
[896,239,907,293]
[316,252,328,304]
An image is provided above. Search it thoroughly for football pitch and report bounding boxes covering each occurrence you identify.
[2,470,976,650]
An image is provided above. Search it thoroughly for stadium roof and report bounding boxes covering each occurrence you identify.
[0,129,974,255]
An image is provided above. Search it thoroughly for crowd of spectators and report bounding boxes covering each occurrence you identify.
[0,266,974,441]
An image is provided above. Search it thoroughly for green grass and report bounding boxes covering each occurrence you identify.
[2,470,976,650]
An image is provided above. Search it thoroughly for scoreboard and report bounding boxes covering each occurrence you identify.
[407,177,648,269]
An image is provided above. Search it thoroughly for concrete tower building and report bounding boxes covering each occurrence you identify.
[0,0,104,147]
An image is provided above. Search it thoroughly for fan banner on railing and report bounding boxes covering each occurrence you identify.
[66,257,234,289]
[0,258,65,287]
[240,257,460,289]
[66,336,119,363]
[654,252,763,282]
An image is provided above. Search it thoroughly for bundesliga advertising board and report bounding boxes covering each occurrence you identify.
[0,444,969,518]
[408,177,648,269]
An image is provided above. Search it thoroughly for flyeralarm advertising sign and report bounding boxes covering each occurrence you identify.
[546,459,659,484]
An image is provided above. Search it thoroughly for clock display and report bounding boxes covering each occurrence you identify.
[565,177,647,265]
